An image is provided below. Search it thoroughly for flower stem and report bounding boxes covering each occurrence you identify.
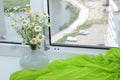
[30,44,37,50]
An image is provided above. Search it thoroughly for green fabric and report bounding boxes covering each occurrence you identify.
[10,48,120,80]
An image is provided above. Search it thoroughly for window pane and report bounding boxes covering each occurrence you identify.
[1,0,49,47]
[50,0,119,47]
[1,0,30,42]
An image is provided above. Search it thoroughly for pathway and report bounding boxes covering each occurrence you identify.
[66,24,107,46]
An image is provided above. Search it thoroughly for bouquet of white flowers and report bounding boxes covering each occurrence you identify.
[7,7,50,50]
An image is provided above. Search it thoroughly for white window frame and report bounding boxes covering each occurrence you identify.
[46,0,109,53]
[0,0,6,37]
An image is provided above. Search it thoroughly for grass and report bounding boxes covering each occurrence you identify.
[3,0,30,12]
[57,19,108,43]
[59,2,79,31]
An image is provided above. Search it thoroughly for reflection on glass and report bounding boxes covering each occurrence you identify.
[50,0,117,47]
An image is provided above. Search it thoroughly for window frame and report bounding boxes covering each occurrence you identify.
[0,0,114,51]
[47,0,112,50]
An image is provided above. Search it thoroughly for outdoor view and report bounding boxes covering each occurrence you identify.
[2,0,119,47]
[50,0,109,47]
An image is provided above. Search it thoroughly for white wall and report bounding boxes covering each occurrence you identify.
[0,0,6,37]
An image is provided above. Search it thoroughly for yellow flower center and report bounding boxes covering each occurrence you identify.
[46,22,51,26]
[30,24,32,26]
[7,13,11,17]
[11,24,16,28]
[36,27,40,30]
[22,21,27,24]
[43,12,47,16]
[34,22,38,25]
[38,35,43,39]
[14,6,20,9]
[26,8,31,13]
[22,40,26,43]
[15,6,19,8]
[29,23,33,27]
[32,39,36,43]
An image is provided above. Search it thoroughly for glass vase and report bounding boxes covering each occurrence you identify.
[19,49,49,70]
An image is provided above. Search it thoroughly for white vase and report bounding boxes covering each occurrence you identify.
[19,50,49,70]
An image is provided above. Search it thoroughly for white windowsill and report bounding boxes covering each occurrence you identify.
[0,43,107,80]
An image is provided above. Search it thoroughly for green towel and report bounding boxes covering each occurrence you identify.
[10,48,120,80]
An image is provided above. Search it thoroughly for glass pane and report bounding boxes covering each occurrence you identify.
[1,0,30,42]
[49,0,119,47]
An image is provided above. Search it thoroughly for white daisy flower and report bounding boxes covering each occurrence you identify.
[36,34,44,41]
[34,22,39,25]
[42,12,47,17]
[13,6,20,10]
[26,4,30,7]
[46,22,51,26]
[11,23,17,28]
[34,26,41,32]
[34,12,40,16]
[30,38,37,44]
[29,23,34,28]
[26,8,32,13]
[7,13,12,17]
[21,20,28,26]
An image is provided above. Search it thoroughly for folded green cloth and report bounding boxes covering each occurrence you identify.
[10,48,120,80]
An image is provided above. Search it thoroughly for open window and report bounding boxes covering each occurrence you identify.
[0,0,31,43]
[48,0,119,49]
[0,0,48,44]
[0,0,119,52]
